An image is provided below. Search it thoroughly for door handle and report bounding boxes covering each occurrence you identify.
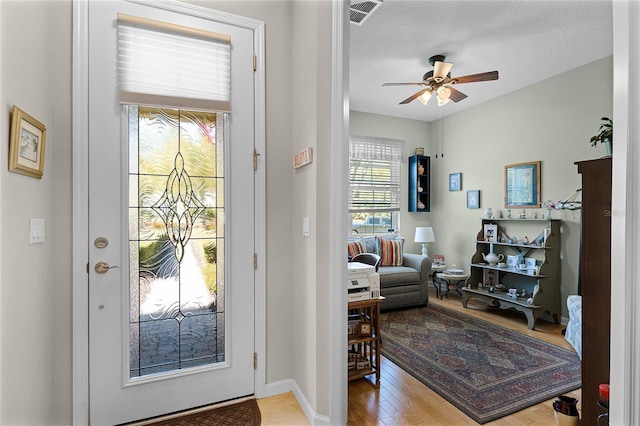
[94,262,120,274]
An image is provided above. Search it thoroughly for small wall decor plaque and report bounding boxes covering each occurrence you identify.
[293,147,313,169]
[9,106,47,179]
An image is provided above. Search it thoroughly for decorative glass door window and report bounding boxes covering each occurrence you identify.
[128,106,225,378]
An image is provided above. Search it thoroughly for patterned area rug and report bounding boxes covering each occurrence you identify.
[380,304,581,424]
[135,398,261,426]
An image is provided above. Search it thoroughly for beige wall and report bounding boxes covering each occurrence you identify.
[0,1,73,424]
[350,56,613,319]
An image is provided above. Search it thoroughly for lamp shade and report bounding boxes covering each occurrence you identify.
[417,89,433,105]
[414,226,435,243]
[436,86,451,106]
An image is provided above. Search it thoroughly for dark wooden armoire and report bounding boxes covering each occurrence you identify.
[576,157,612,425]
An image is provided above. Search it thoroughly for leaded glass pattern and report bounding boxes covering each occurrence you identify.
[128,106,225,378]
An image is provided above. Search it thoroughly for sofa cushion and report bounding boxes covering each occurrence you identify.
[378,266,420,287]
[379,237,404,266]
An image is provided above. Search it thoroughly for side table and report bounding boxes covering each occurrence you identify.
[434,272,469,299]
[429,264,447,298]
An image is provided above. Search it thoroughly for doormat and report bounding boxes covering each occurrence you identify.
[380,304,581,424]
[132,398,261,426]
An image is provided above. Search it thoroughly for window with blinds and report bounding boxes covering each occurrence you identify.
[349,136,403,235]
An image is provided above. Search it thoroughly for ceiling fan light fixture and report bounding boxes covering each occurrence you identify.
[436,86,451,106]
[417,89,432,105]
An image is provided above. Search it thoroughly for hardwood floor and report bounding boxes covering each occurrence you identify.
[258,287,581,425]
[347,287,581,426]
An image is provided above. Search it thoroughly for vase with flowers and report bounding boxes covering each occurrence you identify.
[589,116,612,155]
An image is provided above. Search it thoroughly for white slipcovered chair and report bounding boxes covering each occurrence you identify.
[565,295,582,359]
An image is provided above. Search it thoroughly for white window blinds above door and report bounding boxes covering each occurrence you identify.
[117,13,231,111]
[349,135,404,212]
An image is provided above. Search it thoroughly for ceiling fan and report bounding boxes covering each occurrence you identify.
[382,54,499,106]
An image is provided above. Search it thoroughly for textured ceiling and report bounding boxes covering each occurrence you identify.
[349,0,613,122]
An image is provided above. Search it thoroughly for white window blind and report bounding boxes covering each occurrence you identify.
[117,13,231,112]
[349,135,404,212]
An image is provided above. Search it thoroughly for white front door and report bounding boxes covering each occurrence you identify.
[87,1,255,424]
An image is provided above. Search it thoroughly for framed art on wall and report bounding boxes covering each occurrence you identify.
[505,161,541,208]
[449,172,462,191]
[467,190,480,209]
[8,106,47,179]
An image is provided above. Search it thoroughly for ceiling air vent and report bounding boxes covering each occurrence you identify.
[350,0,383,26]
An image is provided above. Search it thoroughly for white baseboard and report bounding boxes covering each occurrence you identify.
[263,379,330,426]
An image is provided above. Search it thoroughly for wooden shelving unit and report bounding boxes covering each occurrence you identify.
[347,297,383,387]
[408,155,430,212]
[462,218,561,329]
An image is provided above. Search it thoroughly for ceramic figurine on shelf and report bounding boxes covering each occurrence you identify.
[520,209,527,219]
[523,236,530,244]
[506,209,512,219]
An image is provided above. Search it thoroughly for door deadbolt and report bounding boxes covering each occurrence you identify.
[94,237,109,248]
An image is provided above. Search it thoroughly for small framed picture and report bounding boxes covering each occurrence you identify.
[9,105,47,179]
[467,190,480,209]
[449,172,462,191]
[526,258,537,269]
[483,269,499,287]
[358,322,372,337]
[483,224,498,242]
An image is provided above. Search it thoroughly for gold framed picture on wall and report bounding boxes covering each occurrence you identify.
[9,106,47,179]
[504,161,541,208]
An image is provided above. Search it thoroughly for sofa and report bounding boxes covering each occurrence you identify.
[348,236,431,311]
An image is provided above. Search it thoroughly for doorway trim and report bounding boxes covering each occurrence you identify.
[329,1,349,425]
[71,1,266,423]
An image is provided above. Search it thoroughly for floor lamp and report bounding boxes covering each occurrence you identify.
[414,226,435,257]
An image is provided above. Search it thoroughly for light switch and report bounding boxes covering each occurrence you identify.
[30,218,45,244]
[303,217,310,237]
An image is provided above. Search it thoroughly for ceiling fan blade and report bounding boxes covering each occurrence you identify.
[433,61,453,79]
[448,86,468,102]
[452,71,499,84]
[399,88,431,105]
[382,82,425,86]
